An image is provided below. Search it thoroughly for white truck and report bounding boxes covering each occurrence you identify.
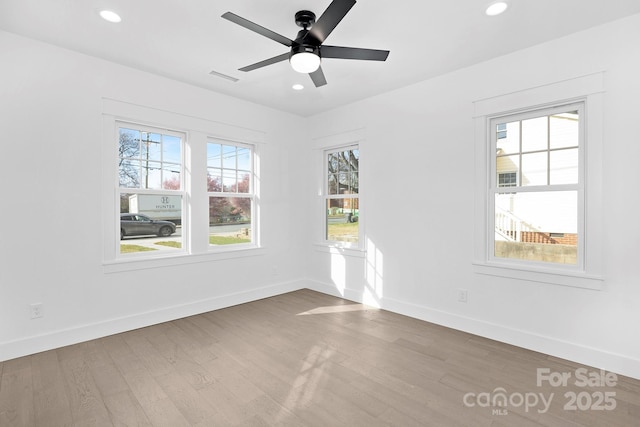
[129,194,182,225]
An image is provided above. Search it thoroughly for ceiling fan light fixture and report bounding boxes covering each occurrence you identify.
[290,51,320,74]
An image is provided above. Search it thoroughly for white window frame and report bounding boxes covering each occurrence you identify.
[102,99,265,273]
[488,102,584,269]
[323,144,360,248]
[116,122,188,259]
[206,139,257,251]
[313,128,365,256]
[473,73,604,290]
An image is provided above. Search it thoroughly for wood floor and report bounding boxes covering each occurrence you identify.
[1,289,638,426]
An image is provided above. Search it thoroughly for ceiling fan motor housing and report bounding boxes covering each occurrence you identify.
[295,10,316,29]
[290,44,320,60]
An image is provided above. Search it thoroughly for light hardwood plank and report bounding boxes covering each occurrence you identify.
[1,289,639,426]
[0,357,34,427]
[31,351,73,427]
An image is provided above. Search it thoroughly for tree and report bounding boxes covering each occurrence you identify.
[163,175,180,190]
[231,174,251,220]
[207,173,251,223]
[118,130,140,188]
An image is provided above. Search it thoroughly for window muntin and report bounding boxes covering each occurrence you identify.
[207,142,254,246]
[325,146,359,245]
[117,124,184,256]
[491,104,582,266]
[118,128,182,190]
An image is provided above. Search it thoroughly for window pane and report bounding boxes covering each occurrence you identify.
[496,121,520,154]
[141,132,162,162]
[162,165,181,190]
[339,151,351,172]
[237,172,250,194]
[351,172,359,194]
[550,111,579,149]
[142,161,162,189]
[494,191,577,265]
[521,152,547,186]
[119,160,140,188]
[328,173,338,195]
[120,193,182,254]
[209,196,252,245]
[163,135,182,163]
[207,168,222,191]
[222,145,236,169]
[326,198,359,243]
[119,128,140,158]
[521,116,548,152]
[496,155,519,183]
[223,169,236,192]
[550,148,579,185]
[328,152,338,174]
[207,143,222,168]
[237,147,251,171]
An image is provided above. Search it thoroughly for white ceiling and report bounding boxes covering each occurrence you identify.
[2,0,640,117]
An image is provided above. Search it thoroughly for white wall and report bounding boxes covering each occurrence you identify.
[304,14,640,379]
[0,31,308,361]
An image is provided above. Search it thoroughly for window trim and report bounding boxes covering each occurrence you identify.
[102,98,265,272]
[323,144,361,248]
[206,139,257,251]
[116,122,188,259]
[472,73,605,290]
[312,128,365,253]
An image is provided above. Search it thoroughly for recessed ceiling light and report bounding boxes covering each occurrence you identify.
[100,10,122,23]
[292,84,304,91]
[485,1,509,16]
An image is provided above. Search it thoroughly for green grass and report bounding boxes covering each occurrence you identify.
[120,244,157,253]
[210,235,251,245]
[155,241,182,248]
[327,222,359,237]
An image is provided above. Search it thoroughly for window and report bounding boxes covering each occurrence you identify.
[473,73,604,289]
[325,145,359,245]
[207,141,255,246]
[104,99,265,271]
[118,123,185,255]
[497,123,507,139]
[491,104,582,266]
[498,172,517,187]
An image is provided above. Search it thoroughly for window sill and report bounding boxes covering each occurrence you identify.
[104,246,266,274]
[472,262,603,290]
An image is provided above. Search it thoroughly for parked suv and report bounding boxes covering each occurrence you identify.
[120,213,176,239]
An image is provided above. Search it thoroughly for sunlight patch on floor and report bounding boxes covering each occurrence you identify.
[297,304,375,316]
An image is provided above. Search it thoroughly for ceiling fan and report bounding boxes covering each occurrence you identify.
[221,0,390,87]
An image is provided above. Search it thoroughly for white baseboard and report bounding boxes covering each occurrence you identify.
[304,279,640,380]
[0,280,304,362]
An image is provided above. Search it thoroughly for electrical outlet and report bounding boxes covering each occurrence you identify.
[30,303,44,319]
[457,289,468,303]
[272,265,279,276]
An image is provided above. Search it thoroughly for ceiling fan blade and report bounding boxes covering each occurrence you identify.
[239,53,290,72]
[222,12,293,47]
[305,0,356,44]
[321,45,390,61]
[309,67,327,87]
